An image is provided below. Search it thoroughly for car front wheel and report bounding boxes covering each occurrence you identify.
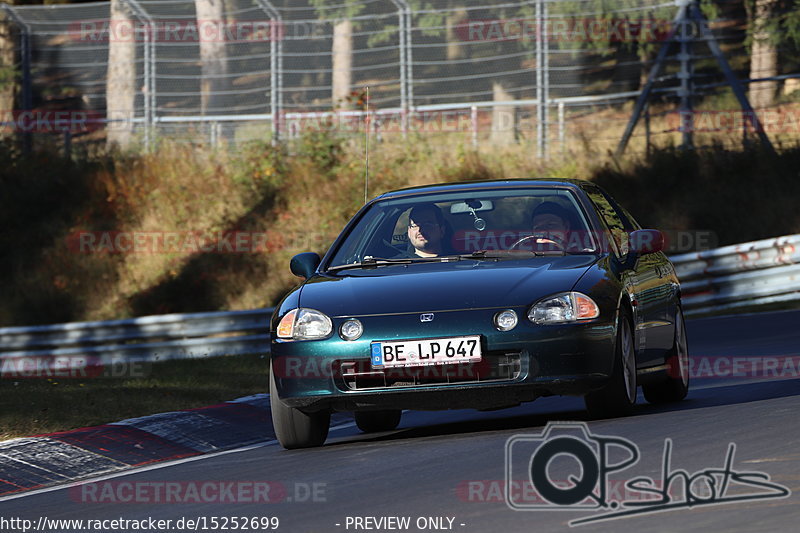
[269,363,330,449]
[643,306,690,403]
[584,307,637,418]
[355,410,402,433]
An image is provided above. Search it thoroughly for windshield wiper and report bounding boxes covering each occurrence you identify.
[326,257,409,272]
[458,249,545,259]
[326,256,454,272]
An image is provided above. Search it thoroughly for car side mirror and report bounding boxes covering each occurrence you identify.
[629,229,664,255]
[290,252,321,279]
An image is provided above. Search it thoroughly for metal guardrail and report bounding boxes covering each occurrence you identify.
[672,234,800,316]
[1,235,799,370]
[0,309,273,375]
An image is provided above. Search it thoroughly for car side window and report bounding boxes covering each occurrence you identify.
[586,189,630,256]
[391,209,411,248]
[614,205,640,231]
[602,191,641,232]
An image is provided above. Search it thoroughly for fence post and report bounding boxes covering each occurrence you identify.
[557,101,565,155]
[535,0,544,159]
[401,1,413,114]
[471,105,478,148]
[256,0,283,144]
[389,0,409,137]
[209,121,218,147]
[124,0,155,152]
[1,6,31,154]
[542,0,549,159]
[678,7,694,150]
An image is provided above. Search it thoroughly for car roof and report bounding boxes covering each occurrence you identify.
[371,178,592,202]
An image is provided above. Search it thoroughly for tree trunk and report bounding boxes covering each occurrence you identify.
[332,18,352,108]
[0,21,15,140]
[490,81,516,145]
[196,0,229,114]
[0,5,17,139]
[748,0,778,109]
[106,0,136,148]
[446,8,467,61]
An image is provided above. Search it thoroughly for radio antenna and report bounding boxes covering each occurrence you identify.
[364,86,370,204]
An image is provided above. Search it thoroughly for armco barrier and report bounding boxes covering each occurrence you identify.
[671,234,800,315]
[0,309,273,375]
[1,235,799,368]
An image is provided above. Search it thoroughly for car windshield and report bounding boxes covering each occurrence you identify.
[326,187,598,269]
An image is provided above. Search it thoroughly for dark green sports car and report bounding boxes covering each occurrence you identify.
[269,179,689,449]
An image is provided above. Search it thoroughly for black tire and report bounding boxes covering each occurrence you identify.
[585,307,637,419]
[354,410,402,433]
[269,363,330,449]
[643,306,690,404]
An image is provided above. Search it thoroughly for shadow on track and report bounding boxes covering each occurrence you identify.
[324,376,800,448]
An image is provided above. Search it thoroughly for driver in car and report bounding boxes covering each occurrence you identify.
[530,202,573,248]
[399,203,453,258]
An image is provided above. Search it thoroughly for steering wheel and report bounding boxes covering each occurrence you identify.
[508,235,566,252]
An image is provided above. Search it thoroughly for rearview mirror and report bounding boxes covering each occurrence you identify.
[450,200,493,214]
[290,252,321,279]
[630,229,664,255]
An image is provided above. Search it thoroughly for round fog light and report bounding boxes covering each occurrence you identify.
[494,310,518,331]
[339,319,364,341]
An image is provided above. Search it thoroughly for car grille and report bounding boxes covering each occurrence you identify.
[337,352,522,391]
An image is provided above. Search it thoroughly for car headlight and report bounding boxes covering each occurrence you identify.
[528,292,600,324]
[494,309,518,331]
[276,308,333,340]
[339,318,364,341]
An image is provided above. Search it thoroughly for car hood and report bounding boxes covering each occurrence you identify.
[298,256,599,316]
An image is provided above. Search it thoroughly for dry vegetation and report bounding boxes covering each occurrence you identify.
[1,119,800,327]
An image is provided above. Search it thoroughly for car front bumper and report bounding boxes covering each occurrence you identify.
[270,307,617,412]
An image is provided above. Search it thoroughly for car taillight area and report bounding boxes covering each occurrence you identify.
[335,351,523,391]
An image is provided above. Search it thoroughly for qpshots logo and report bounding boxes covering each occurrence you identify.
[504,422,790,526]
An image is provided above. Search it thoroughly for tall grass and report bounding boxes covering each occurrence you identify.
[0,354,267,440]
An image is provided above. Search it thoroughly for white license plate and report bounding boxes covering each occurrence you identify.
[370,336,482,369]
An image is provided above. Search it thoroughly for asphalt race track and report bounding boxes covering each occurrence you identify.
[1,310,799,533]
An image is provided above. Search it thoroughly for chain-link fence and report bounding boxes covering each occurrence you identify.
[1,0,799,157]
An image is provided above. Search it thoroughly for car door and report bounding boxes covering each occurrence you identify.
[609,196,677,359]
[583,186,670,368]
